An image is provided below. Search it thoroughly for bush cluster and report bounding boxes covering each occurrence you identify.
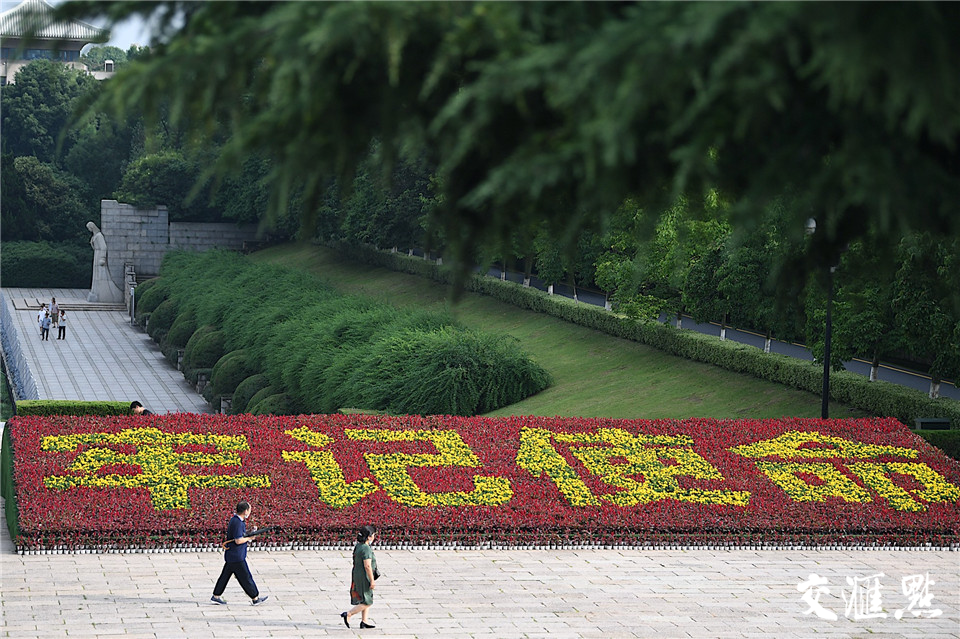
[0,241,92,288]
[14,400,131,416]
[330,241,960,428]
[143,250,551,415]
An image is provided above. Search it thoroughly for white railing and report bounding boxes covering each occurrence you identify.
[0,292,40,400]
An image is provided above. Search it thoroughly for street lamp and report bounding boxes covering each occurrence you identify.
[805,217,835,420]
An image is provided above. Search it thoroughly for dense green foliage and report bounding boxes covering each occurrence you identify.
[66,2,960,277]
[145,250,551,415]
[915,430,960,462]
[231,374,270,414]
[0,241,91,288]
[209,350,253,397]
[328,242,960,427]
[14,400,130,416]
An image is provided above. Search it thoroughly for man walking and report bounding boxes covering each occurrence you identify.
[211,501,268,606]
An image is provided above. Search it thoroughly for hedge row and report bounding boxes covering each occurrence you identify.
[14,400,131,416]
[328,241,960,428]
[0,241,92,288]
[134,250,551,416]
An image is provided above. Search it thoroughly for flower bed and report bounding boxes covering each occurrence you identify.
[7,414,960,552]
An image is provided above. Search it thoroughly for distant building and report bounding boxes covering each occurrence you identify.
[0,0,109,85]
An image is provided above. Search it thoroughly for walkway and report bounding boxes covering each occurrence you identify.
[0,504,956,638]
[1,288,209,413]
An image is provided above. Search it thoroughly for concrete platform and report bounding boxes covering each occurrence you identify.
[1,504,957,638]
[2,288,210,413]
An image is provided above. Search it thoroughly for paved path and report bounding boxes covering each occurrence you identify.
[1,508,957,639]
[2,288,210,413]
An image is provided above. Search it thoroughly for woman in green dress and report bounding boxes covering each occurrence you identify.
[341,525,378,629]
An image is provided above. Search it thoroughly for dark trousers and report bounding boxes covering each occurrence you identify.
[58,326,66,339]
[41,328,49,341]
[213,560,259,599]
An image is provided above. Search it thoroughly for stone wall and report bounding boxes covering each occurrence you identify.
[99,200,260,301]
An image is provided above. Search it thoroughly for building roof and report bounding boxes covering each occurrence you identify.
[0,0,103,41]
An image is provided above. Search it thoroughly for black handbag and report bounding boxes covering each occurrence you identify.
[373,568,380,581]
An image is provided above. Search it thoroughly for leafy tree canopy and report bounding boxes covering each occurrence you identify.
[60,1,960,279]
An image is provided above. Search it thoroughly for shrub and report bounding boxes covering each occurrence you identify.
[0,241,91,288]
[135,278,170,316]
[245,385,277,414]
[148,250,550,415]
[232,374,271,414]
[163,311,198,349]
[14,400,130,416]
[915,430,960,461]
[210,350,253,396]
[147,298,180,340]
[248,392,294,415]
[331,241,960,426]
[182,327,225,374]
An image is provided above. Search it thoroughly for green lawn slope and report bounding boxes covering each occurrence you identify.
[253,243,866,419]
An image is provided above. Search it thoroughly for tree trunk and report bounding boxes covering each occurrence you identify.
[676,307,683,329]
[523,255,532,287]
[929,377,941,399]
[764,328,772,353]
[548,284,554,295]
[720,312,728,341]
[869,351,879,382]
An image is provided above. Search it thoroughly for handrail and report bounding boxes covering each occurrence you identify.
[0,292,40,401]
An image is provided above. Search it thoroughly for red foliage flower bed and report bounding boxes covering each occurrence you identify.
[7,414,960,551]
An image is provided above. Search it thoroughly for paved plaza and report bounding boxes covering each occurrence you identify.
[1,288,958,638]
[2,288,209,413]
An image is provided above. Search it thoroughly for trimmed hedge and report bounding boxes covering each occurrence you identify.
[0,241,91,288]
[1,428,17,542]
[182,327,225,375]
[329,241,960,427]
[149,250,551,416]
[232,374,271,414]
[248,392,294,415]
[916,430,960,461]
[210,350,253,397]
[245,385,277,413]
[14,400,130,416]
[147,298,180,341]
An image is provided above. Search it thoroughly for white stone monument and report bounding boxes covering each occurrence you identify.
[86,221,123,303]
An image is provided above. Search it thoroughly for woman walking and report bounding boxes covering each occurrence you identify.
[341,525,378,629]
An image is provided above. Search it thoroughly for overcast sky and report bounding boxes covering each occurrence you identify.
[1,0,152,49]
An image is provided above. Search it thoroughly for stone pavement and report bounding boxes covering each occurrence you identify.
[2,288,209,413]
[1,514,958,639]
[2,288,959,638]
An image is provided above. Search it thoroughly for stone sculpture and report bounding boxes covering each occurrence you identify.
[86,221,123,303]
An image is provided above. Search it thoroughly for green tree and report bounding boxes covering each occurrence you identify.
[115,150,218,221]
[80,45,127,71]
[0,59,96,163]
[3,156,91,242]
[891,235,960,398]
[62,1,960,293]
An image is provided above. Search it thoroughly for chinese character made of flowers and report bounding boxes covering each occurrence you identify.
[730,431,960,511]
[42,427,270,510]
[516,427,750,507]
[283,427,513,508]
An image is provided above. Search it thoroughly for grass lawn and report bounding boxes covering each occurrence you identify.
[254,243,867,420]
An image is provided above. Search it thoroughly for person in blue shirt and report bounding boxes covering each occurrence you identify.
[210,501,268,605]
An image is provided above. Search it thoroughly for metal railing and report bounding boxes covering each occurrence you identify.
[0,292,40,401]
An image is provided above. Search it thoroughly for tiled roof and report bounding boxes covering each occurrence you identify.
[0,0,103,41]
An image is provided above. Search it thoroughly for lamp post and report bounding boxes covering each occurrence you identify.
[805,218,832,419]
